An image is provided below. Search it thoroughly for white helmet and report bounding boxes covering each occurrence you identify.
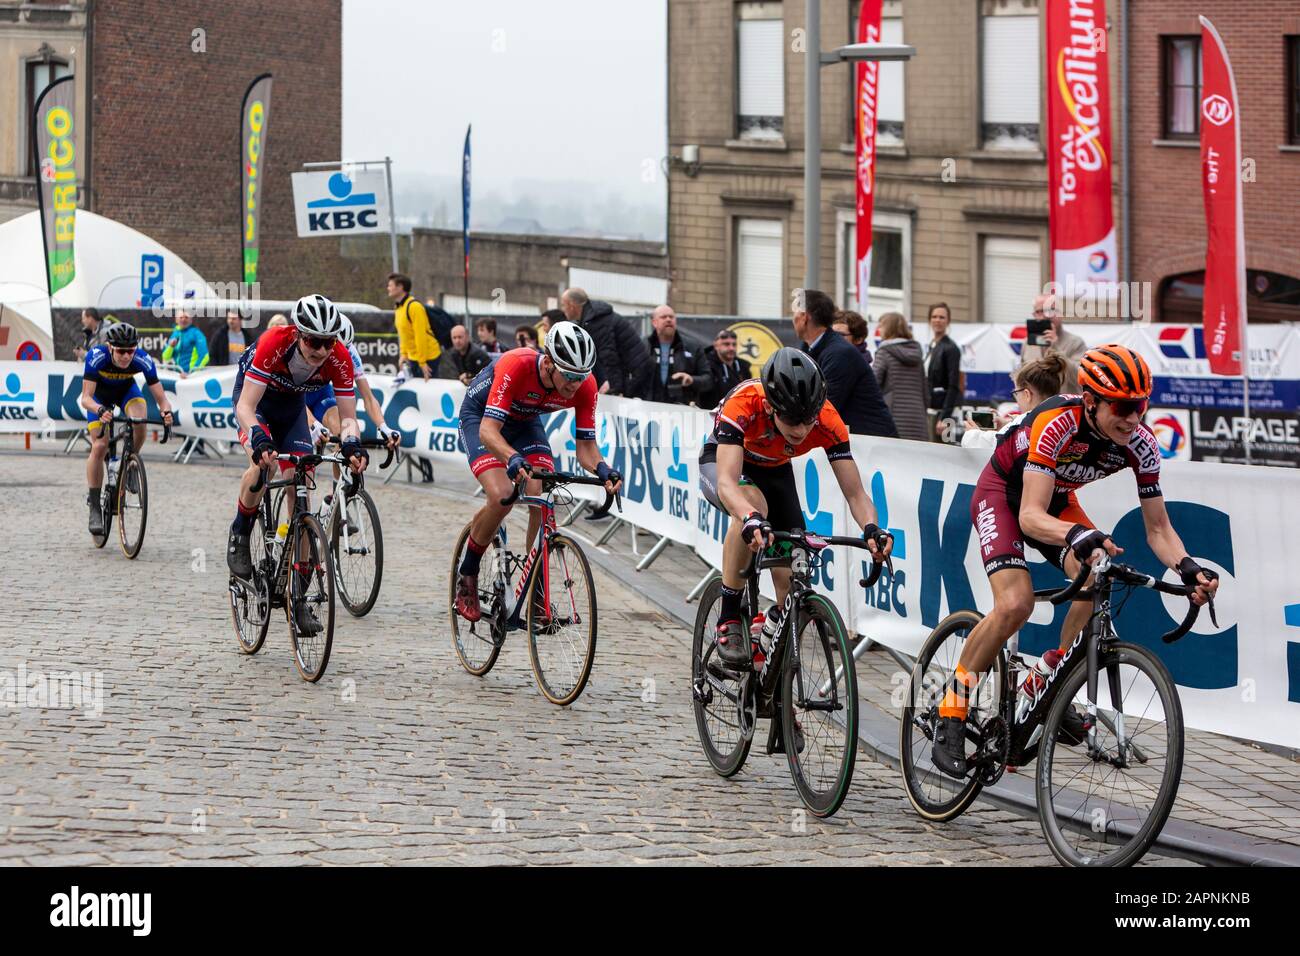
[544,320,597,374]
[292,294,344,338]
[338,314,354,347]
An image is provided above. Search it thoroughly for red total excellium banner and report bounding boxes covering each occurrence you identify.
[854,0,881,315]
[1199,16,1246,377]
[1046,0,1117,289]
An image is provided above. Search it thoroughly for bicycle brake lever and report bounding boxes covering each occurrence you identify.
[1207,596,1219,629]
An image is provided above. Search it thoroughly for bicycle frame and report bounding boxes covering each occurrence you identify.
[494,490,560,631]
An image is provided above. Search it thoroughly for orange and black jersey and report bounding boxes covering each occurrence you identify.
[703,379,852,467]
[988,394,1163,504]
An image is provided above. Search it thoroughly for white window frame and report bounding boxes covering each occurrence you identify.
[835,207,911,322]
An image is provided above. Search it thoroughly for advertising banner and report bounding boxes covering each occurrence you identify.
[240,74,272,284]
[292,169,390,237]
[31,74,77,297]
[7,365,1294,748]
[854,0,882,314]
[1045,0,1117,288]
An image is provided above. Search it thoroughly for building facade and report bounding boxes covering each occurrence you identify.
[667,0,1300,327]
[0,0,388,305]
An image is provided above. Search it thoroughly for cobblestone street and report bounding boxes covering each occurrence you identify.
[0,449,1194,865]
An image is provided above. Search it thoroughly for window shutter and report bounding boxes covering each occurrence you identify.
[737,219,784,317]
[878,17,905,124]
[983,236,1041,323]
[981,16,1039,124]
[738,14,784,138]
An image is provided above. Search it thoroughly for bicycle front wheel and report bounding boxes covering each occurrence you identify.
[1037,642,1184,867]
[781,593,858,817]
[230,509,271,655]
[449,522,504,676]
[332,487,383,617]
[92,487,112,549]
[117,454,148,558]
[286,514,335,682]
[528,533,596,706]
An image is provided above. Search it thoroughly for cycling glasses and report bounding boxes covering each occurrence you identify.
[303,334,336,351]
[776,410,819,428]
[109,346,136,356]
[557,368,587,383]
[1108,397,1149,418]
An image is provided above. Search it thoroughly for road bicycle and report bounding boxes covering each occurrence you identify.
[313,435,395,617]
[89,415,171,559]
[899,554,1213,866]
[228,442,390,682]
[691,529,886,817]
[449,470,617,706]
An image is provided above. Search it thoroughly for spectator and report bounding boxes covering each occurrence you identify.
[925,302,963,440]
[832,309,872,361]
[641,304,712,405]
[514,324,540,351]
[697,328,752,409]
[446,324,492,385]
[475,317,504,354]
[73,308,107,361]
[561,287,648,396]
[208,309,258,366]
[387,272,442,381]
[793,289,897,438]
[538,308,562,346]
[267,314,288,328]
[872,312,931,442]
[962,353,1068,450]
[162,308,209,378]
[1020,293,1087,389]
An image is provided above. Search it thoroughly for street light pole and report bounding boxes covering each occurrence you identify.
[800,8,916,291]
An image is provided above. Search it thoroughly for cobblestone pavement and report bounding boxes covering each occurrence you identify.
[0,447,1194,865]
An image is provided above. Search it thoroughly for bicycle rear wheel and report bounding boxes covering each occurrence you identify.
[286,514,335,682]
[899,610,1005,822]
[782,594,858,817]
[1037,642,1183,867]
[332,487,383,617]
[528,533,597,706]
[117,454,148,558]
[449,522,504,676]
[690,578,752,777]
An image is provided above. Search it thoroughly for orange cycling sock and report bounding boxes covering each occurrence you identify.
[937,665,979,719]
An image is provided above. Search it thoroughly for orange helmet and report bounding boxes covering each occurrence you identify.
[1077,345,1152,400]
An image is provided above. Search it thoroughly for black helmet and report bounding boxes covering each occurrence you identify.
[105,322,138,349]
[761,347,826,423]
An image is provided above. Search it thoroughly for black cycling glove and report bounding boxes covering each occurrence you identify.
[342,438,368,467]
[1176,556,1217,588]
[250,426,275,465]
[506,453,530,481]
[1067,524,1112,564]
[740,511,771,545]
[862,522,893,553]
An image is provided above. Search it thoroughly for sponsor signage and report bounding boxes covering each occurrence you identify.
[240,74,272,284]
[292,169,390,237]
[32,74,77,296]
[1189,409,1299,467]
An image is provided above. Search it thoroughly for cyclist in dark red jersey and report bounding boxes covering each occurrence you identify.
[931,345,1220,777]
[226,296,370,624]
[453,321,622,621]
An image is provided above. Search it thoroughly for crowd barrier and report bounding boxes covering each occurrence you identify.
[4,361,1296,749]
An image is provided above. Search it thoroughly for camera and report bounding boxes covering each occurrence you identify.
[1026,318,1051,347]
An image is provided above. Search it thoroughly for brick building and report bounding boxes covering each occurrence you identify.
[0,0,389,306]
[667,0,1300,326]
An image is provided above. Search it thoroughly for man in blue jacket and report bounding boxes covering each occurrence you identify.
[793,290,898,438]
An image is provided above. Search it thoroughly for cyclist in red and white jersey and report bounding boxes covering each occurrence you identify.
[931,344,1220,777]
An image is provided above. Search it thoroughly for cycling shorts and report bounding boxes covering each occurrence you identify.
[698,452,803,536]
[86,384,145,432]
[458,411,554,477]
[237,401,313,470]
[305,384,337,421]
[972,467,1093,576]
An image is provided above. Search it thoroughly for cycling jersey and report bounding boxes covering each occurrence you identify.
[974,394,1163,575]
[83,344,159,403]
[460,347,597,439]
[233,325,355,411]
[703,379,852,467]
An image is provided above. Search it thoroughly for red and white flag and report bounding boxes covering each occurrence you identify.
[1199,15,1246,376]
[1046,0,1116,289]
[854,0,881,315]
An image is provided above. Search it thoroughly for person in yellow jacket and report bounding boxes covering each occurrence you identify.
[386,272,442,380]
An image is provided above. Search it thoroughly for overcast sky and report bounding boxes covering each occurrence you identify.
[342,0,667,237]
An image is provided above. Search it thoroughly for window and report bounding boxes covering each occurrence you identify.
[736,1,784,141]
[850,1,905,145]
[980,0,1040,150]
[1159,269,1300,324]
[1288,37,1300,145]
[1162,36,1201,138]
[735,218,784,316]
[25,53,71,175]
[836,209,910,321]
[982,236,1041,323]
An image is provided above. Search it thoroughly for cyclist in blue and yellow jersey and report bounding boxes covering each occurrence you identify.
[162,308,209,377]
[79,322,173,536]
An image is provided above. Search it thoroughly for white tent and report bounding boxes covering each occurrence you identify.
[0,209,211,360]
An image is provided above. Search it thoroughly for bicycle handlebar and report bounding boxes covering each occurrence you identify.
[323,435,397,471]
[249,438,389,495]
[1045,554,1215,644]
[119,416,172,445]
[752,529,893,589]
[497,469,620,517]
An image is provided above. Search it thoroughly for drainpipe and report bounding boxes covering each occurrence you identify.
[1120,0,1130,295]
